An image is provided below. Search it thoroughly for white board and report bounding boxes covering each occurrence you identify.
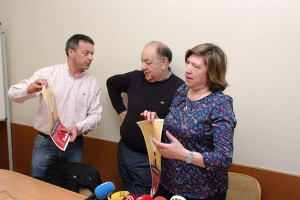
[0,28,6,120]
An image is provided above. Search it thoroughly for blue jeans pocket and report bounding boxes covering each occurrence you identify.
[35,134,49,148]
[72,136,84,147]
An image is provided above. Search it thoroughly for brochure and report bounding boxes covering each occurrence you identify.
[42,87,70,151]
[137,119,164,197]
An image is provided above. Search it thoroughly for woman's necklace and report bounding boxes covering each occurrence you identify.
[184,89,211,111]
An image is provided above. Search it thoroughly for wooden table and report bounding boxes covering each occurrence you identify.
[0,169,87,200]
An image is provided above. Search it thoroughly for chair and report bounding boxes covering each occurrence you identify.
[79,187,94,196]
[226,172,261,200]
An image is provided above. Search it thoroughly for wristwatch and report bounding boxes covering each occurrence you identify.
[186,151,194,163]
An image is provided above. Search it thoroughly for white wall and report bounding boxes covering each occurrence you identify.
[0,0,299,175]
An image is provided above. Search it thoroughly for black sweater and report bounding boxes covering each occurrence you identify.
[106,70,184,153]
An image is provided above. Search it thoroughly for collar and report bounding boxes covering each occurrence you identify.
[64,63,85,78]
[157,67,173,82]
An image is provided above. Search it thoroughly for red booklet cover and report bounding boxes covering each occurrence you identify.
[42,87,70,151]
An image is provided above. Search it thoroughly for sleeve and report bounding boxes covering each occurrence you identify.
[76,81,102,134]
[202,96,237,171]
[7,69,45,103]
[106,71,134,114]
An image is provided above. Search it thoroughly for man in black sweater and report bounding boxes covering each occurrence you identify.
[106,41,184,196]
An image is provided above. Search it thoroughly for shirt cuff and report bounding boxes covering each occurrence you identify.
[76,122,85,134]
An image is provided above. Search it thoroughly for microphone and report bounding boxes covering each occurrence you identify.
[122,194,138,200]
[85,181,115,200]
[108,191,130,200]
[136,194,153,200]
[170,195,186,200]
[153,196,166,200]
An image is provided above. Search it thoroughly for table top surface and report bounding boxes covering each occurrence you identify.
[0,169,87,200]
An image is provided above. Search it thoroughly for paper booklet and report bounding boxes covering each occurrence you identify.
[42,87,70,151]
[137,119,164,197]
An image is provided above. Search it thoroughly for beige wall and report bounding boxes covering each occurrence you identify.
[0,0,299,175]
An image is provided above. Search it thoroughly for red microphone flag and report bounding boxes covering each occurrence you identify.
[136,194,153,200]
[122,194,138,200]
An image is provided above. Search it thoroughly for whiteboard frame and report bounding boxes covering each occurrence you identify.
[0,26,5,120]
[0,23,13,170]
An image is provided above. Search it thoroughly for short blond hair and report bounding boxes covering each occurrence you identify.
[185,43,228,92]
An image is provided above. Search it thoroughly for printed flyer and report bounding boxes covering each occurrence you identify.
[137,119,164,197]
[42,87,70,151]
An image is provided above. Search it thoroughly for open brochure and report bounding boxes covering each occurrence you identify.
[137,119,164,197]
[42,87,70,151]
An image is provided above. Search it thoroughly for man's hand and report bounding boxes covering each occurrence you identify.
[119,110,128,122]
[62,125,79,142]
[27,79,48,94]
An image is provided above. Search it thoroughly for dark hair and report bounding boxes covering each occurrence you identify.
[147,41,172,64]
[185,43,228,92]
[65,34,94,56]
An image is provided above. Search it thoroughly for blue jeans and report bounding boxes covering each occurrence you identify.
[31,132,84,179]
[118,139,152,196]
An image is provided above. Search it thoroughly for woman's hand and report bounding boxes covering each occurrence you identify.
[152,131,189,161]
[140,110,159,123]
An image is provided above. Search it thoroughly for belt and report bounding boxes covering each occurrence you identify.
[38,132,84,139]
[38,132,50,138]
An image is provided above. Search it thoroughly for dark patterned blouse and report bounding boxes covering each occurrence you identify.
[160,84,237,199]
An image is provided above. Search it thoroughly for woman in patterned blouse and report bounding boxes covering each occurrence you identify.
[141,43,237,200]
